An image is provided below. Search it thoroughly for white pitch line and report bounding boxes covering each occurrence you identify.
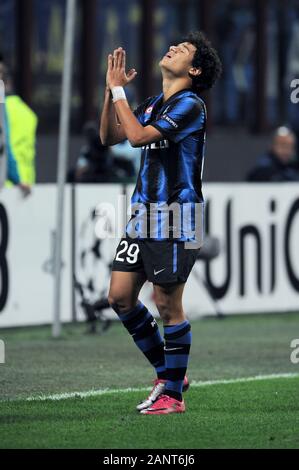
[19,372,299,403]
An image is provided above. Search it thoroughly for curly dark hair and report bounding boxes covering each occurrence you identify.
[182,31,222,93]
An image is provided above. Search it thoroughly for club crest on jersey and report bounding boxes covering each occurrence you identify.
[145,106,153,114]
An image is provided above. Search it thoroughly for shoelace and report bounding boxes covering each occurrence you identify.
[157,394,173,403]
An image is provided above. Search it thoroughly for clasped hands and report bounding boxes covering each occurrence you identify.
[106,47,137,91]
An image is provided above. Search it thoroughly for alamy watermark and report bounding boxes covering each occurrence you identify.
[290,79,299,104]
[92,195,205,249]
[290,339,299,364]
[0,79,4,103]
[0,340,5,364]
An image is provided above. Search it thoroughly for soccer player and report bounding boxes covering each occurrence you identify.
[100,32,221,414]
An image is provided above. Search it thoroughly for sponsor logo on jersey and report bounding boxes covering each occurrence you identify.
[162,114,178,128]
[142,140,170,150]
[145,106,153,114]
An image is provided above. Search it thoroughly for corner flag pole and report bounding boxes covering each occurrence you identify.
[53,0,76,337]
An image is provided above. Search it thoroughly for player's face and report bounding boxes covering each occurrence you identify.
[159,42,199,78]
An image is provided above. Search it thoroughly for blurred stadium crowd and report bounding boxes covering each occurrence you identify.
[0,0,299,188]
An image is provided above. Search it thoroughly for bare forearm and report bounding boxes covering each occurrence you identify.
[113,100,143,144]
[114,99,162,147]
[99,89,125,145]
[104,46,161,146]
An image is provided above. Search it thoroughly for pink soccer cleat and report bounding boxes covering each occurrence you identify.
[140,394,185,415]
[136,376,189,412]
[136,379,166,411]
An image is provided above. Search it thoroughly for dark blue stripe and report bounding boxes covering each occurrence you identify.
[135,331,163,352]
[166,335,192,345]
[118,303,144,322]
[156,365,166,373]
[164,354,189,368]
[164,380,184,393]
[164,321,189,334]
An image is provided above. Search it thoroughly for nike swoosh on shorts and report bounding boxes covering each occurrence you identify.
[154,268,166,275]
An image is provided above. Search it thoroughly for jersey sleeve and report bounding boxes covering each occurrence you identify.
[150,97,205,143]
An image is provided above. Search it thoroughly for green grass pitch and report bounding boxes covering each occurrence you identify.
[0,313,299,448]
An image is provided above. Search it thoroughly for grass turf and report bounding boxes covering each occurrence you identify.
[0,377,298,448]
[0,313,299,448]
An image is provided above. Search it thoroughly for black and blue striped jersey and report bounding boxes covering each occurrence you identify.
[127,88,207,242]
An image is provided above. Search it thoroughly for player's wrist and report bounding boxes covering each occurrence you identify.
[111,86,127,103]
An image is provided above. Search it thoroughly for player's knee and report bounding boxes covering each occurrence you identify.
[155,293,184,323]
[107,293,124,314]
[108,292,134,315]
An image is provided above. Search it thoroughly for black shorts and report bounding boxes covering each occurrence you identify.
[112,236,200,285]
